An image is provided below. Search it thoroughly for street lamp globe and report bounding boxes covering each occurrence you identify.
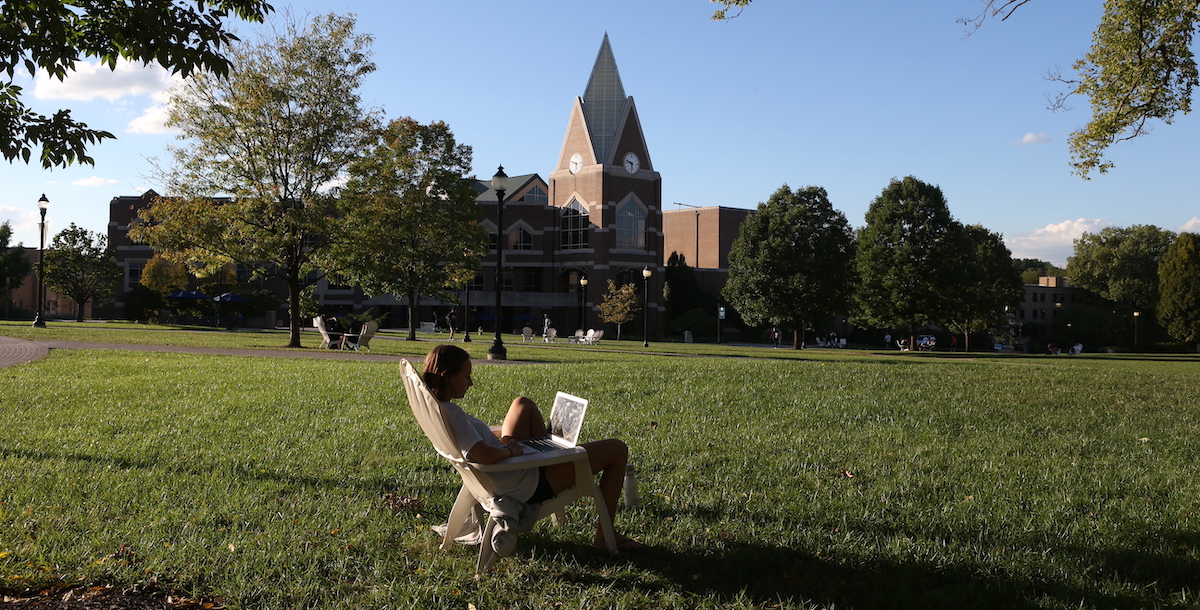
[642,266,652,348]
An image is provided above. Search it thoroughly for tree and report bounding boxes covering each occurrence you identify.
[0,221,32,317]
[723,185,855,349]
[945,224,1025,351]
[322,117,486,341]
[663,252,707,320]
[854,177,964,342]
[1157,232,1200,345]
[1013,257,1065,285]
[1068,224,1175,310]
[714,0,1200,177]
[598,280,639,341]
[140,253,189,295]
[42,223,122,321]
[131,13,378,348]
[1,0,273,168]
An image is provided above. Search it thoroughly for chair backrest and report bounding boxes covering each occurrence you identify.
[314,316,331,340]
[522,326,533,337]
[585,329,595,340]
[593,329,604,341]
[546,328,557,339]
[575,329,585,338]
[399,359,495,499]
[358,321,379,343]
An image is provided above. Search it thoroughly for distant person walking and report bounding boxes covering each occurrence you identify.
[543,313,552,337]
[446,308,457,341]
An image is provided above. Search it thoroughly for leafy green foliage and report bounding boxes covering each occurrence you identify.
[0,221,32,311]
[723,185,855,348]
[1013,257,1065,285]
[139,253,189,295]
[1157,232,1200,344]
[131,12,378,347]
[1068,224,1175,310]
[946,224,1025,351]
[0,0,273,168]
[42,223,122,321]
[598,279,640,340]
[324,118,485,341]
[854,177,961,337]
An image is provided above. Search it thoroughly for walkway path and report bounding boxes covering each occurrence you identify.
[0,335,48,368]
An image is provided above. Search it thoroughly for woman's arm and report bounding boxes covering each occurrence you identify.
[467,440,525,464]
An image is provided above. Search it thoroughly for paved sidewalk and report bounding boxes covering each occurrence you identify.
[0,335,49,368]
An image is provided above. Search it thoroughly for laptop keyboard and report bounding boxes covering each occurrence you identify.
[522,437,566,452]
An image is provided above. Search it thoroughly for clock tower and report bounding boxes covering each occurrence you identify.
[549,34,662,339]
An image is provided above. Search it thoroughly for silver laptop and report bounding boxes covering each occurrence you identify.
[519,392,589,452]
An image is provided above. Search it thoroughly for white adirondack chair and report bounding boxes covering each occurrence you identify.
[399,360,617,572]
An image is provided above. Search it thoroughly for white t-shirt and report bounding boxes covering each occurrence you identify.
[441,400,539,501]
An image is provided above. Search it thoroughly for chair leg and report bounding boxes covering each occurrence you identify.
[476,516,498,572]
[593,488,617,555]
[443,486,478,550]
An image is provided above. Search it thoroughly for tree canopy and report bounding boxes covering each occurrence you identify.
[1067,224,1175,311]
[1,0,273,168]
[43,223,122,321]
[723,184,855,348]
[945,224,1025,351]
[854,177,963,338]
[598,280,640,341]
[1156,232,1200,344]
[713,0,1200,177]
[323,117,486,341]
[131,12,378,347]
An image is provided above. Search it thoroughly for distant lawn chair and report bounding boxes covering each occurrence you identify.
[521,326,535,342]
[570,329,586,344]
[342,320,378,352]
[544,328,557,343]
[314,316,342,349]
[587,329,604,344]
[838,338,847,348]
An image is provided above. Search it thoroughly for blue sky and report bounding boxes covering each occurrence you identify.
[3,0,1198,267]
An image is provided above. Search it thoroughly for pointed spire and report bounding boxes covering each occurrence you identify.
[582,34,626,164]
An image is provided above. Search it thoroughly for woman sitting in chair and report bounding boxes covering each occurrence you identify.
[422,344,643,551]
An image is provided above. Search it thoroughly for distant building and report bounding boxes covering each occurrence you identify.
[662,206,751,295]
[1018,276,1088,335]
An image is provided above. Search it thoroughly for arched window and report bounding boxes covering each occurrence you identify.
[510,227,532,250]
[561,198,589,250]
[616,199,647,250]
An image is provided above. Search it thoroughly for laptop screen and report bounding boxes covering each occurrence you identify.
[548,391,588,445]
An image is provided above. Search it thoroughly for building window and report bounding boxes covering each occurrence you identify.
[510,227,532,250]
[467,273,484,292]
[489,229,497,251]
[561,199,589,250]
[616,200,647,250]
[520,185,547,204]
[521,268,542,292]
[126,261,145,289]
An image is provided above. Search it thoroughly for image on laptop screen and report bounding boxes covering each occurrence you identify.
[548,391,588,445]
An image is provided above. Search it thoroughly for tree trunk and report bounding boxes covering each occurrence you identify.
[406,292,418,341]
[286,278,303,348]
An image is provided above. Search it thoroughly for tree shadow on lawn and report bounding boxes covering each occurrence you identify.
[515,498,1198,610]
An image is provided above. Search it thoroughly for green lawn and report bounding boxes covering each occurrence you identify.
[1,326,1198,609]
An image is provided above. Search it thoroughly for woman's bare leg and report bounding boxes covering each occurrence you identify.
[543,438,630,546]
[499,396,546,440]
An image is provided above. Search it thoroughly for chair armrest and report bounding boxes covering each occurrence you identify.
[474,446,588,472]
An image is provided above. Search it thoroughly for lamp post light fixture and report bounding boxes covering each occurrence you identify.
[1133,310,1140,347]
[579,275,588,330]
[31,194,49,328]
[487,166,509,360]
[642,266,652,348]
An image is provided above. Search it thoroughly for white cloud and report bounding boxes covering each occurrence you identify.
[127,103,175,134]
[33,59,177,102]
[1005,218,1112,267]
[1015,132,1052,146]
[1179,217,1200,233]
[71,176,121,187]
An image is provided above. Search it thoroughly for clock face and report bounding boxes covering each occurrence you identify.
[623,152,640,174]
[569,153,583,175]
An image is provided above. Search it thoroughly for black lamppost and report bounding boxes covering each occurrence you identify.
[487,166,509,360]
[31,194,49,328]
[579,275,588,330]
[642,266,652,347]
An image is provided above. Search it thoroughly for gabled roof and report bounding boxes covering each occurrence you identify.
[581,34,627,165]
[474,173,543,203]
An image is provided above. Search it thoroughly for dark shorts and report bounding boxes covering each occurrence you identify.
[526,467,554,504]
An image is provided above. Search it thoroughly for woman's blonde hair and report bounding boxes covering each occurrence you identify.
[422,344,470,400]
